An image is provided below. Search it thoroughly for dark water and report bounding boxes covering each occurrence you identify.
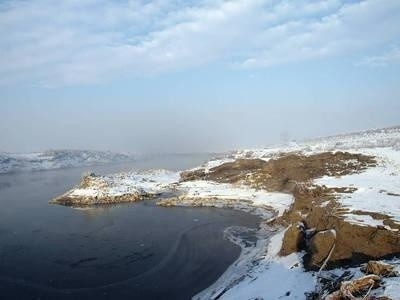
[0,154,259,299]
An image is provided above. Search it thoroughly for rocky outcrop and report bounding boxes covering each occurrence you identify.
[50,173,154,206]
[279,184,400,267]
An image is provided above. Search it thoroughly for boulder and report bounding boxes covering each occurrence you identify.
[309,229,336,267]
[280,224,304,256]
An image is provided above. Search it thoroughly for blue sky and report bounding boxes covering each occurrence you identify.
[1,0,400,153]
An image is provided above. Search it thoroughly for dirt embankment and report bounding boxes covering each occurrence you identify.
[181,152,400,268]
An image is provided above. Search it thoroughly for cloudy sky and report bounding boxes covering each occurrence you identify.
[1,0,400,153]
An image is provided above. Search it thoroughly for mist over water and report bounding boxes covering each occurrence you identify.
[2,97,399,154]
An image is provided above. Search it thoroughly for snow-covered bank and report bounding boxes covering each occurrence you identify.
[0,150,134,174]
[159,181,293,219]
[195,229,316,300]
[196,229,400,300]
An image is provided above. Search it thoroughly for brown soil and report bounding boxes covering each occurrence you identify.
[181,151,400,268]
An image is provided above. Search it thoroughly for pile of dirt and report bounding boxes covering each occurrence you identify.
[181,151,400,268]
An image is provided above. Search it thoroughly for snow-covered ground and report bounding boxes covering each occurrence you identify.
[315,147,400,227]
[184,128,400,228]
[304,126,400,152]
[75,170,178,198]
[0,150,134,174]
[195,229,316,300]
[189,127,400,299]
[169,180,293,219]
[197,125,400,170]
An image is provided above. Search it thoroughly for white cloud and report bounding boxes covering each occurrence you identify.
[0,0,399,86]
[357,46,400,67]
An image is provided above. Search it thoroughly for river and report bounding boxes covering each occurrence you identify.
[0,154,259,299]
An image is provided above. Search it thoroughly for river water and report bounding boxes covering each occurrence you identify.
[0,154,259,299]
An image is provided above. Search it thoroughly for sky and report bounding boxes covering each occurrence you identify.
[0,0,400,154]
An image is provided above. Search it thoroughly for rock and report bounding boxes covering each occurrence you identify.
[361,261,399,277]
[280,224,305,256]
[309,229,336,267]
[329,221,400,262]
[180,168,206,181]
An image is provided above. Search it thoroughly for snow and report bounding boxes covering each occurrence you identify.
[70,188,99,198]
[219,253,315,300]
[227,126,400,161]
[315,147,400,226]
[219,230,315,300]
[185,156,237,174]
[195,229,316,300]
[202,157,236,172]
[113,169,180,194]
[63,169,180,200]
[303,126,400,152]
[344,214,386,228]
[177,180,294,218]
[0,150,134,174]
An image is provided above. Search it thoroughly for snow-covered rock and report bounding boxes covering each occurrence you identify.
[51,169,179,206]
